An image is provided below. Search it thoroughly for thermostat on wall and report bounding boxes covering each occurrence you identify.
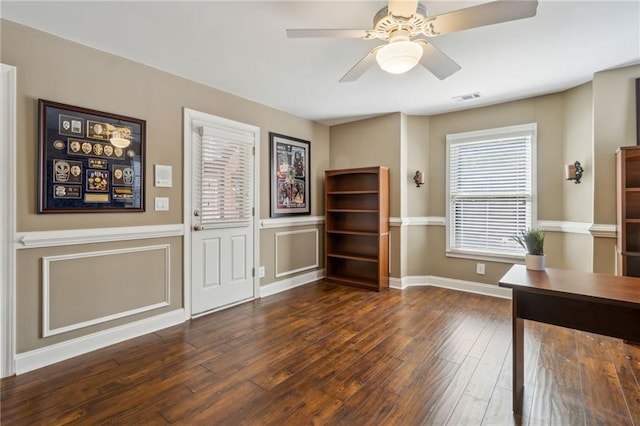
[155,165,172,187]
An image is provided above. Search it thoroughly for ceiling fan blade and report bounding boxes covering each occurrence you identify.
[416,40,461,80]
[388,0,418,18]
[286,29,368,39]
[425,0,538,37]
[340,46,382,83]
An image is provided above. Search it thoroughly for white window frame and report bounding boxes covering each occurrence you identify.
[445,123,537,263]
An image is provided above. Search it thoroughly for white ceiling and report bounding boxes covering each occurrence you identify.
[2,1,639,125]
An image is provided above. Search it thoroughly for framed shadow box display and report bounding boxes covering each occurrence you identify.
[38,99,146,213]
[269,132,310,217]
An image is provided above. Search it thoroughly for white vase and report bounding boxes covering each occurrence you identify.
[525,254,545,271]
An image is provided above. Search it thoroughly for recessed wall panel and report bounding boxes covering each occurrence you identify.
[231,235,246,281]
[275,229,319,277]
[44,245,170,336]
[203,238,221,288]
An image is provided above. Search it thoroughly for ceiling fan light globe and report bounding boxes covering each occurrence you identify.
[375,41,423,74]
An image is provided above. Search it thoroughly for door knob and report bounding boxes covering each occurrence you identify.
[193,224,203,231]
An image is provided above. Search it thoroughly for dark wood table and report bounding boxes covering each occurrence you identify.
[498,265,640,413]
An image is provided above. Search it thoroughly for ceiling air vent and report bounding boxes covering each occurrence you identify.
[452,92,481,102]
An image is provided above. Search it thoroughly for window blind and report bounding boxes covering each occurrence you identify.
[199,127,252,228]
[447,126,534,257]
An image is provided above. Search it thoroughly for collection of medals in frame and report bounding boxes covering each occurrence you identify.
[38,100,146,213]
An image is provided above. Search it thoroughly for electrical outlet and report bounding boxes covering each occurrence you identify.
[259,266,265,278]
[476,263,485,275]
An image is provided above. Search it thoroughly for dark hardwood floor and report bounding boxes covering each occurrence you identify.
[2,281,639,425]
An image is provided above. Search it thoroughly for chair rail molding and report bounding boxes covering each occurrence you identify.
[588,223,616,238]
[537,220,591,235]
[389,217,446,227]
[260,215,324,229]
[391,217,614,238]
[16,224,184,249]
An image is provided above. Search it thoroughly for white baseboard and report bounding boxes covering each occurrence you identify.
[15,308,185,374]
[391,275,512,299]
[389,277,404,290]
[260,268,325,298]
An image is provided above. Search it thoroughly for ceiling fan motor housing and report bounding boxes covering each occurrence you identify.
[368,5,430,41]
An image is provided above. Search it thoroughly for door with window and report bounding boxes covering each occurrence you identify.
[191,120,256,315]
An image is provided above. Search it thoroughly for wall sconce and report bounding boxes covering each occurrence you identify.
[413,170,425,188]
[565,161,583,184]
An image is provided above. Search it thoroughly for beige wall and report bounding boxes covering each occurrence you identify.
[427,93,566,220]
[3,20,329,353]
[335,68,637,284]
[330,113,402,216]
[330,113,405,277]
[593,65,640,224]
[406,115,430,215]
[592,65,640,273]
[406,93,568,283]
[563,82,594,223]
[561,82,595,272]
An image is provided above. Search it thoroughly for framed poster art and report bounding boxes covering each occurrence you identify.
[38,99,146,213]
[636,78,640,146]
[270,132,310,217]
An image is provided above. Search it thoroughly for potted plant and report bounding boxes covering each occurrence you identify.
[512,228,546,270]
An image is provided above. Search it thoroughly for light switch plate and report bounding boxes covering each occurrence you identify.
[154,197,169,211]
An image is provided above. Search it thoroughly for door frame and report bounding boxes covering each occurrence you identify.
[182,108,260,318]
[1,64,17,377]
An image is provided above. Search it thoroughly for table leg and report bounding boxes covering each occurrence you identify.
[513,293,524,413]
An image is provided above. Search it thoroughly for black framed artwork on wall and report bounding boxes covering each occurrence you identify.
[269,132,310,217]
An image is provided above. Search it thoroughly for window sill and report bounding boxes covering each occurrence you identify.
[446,250,524,264]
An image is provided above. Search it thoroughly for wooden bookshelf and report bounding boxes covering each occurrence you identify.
[616,146,640,276]
[325,166,389,291]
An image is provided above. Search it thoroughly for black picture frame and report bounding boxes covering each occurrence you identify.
[38,99,146,213]
[636,78,640,146]
[269,132,311,217]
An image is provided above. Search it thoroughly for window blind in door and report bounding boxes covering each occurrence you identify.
[198,126,252,228]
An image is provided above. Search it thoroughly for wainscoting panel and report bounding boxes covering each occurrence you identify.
[275,229,319,278]
[43,244,170,337]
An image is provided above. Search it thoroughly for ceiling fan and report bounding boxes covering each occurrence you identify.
[287,0,538,82]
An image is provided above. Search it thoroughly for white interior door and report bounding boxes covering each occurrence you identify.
[191,120,256,315]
